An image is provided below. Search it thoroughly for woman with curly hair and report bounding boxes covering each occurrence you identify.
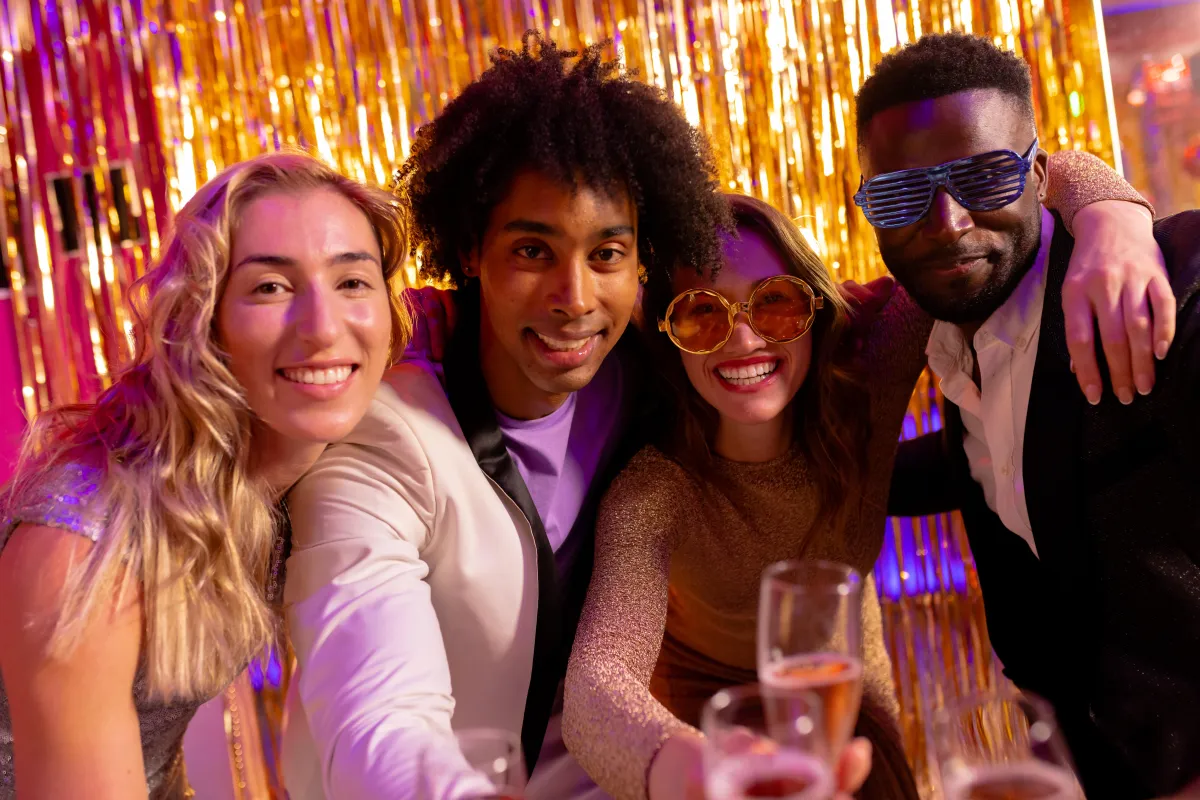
[0,151,409,799]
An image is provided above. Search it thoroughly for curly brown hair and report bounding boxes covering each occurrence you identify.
[394,30,733,287]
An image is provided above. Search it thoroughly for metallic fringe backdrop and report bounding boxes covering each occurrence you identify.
[0,0,1117,796]
[0,0,1118,414]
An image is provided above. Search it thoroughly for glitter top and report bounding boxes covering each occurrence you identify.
[561,153,1142,800]
[0,460,289,799]
[562,289,932,800]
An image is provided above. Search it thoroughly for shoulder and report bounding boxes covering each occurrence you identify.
[285,362,479,548]
[599,445,698,528]
[1154,211,1200,301]
[2,457,109,550]
[303,360,464,479]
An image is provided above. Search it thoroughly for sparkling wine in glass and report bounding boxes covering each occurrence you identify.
[758,560,864,758]
[934,685,1083,800]
[701,684,835,800]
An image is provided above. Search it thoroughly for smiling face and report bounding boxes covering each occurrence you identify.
[675,227,813,433]
[859,89,1048,324]
[215,187,393,447]
[470,169,640,419]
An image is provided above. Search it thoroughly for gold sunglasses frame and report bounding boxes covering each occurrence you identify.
[656,274,825,355]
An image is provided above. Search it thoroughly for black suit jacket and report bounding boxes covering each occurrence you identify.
[890,211,1200,798]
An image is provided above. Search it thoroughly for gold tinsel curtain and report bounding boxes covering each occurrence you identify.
[0,0,1116,412]
[0,1,1117,796]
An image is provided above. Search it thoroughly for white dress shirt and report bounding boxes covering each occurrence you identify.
[925,208,1055,557]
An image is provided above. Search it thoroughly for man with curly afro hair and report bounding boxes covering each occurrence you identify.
[281,31,731,800]
[871,34,1200,799]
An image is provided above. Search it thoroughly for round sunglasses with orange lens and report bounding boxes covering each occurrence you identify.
[657,275,825,355]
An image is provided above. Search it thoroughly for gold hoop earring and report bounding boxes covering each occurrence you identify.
[637,264,647,285]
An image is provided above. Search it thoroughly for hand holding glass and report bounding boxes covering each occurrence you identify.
[701,684,835,800]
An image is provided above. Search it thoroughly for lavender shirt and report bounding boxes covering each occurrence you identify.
[495,355,625,578]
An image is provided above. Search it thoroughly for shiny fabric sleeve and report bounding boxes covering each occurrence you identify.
[0,461,107,550]
[563,448,698,800]
[1044,150,1153,233]
[858,573,903,742]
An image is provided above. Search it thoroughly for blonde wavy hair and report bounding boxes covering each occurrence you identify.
[3,151,410,700]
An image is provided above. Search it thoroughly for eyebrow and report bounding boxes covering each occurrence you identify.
[500,219,636,239]
[233,251,381,270]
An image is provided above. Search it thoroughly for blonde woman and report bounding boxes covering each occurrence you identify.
[0,151,409,800]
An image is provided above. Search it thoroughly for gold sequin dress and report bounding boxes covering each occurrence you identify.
[560,151,1149,800]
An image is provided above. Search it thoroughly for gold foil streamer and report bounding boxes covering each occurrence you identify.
[1,1,1120,796]
[0,0,165,416]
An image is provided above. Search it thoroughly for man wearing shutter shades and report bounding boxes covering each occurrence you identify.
[871,33,1200,799]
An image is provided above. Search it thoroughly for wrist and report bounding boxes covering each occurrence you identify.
[648,731,705,800]
[1073,199,1153,234]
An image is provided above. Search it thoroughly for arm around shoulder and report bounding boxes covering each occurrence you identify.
[0,525,146,800]
[283,415,487,800]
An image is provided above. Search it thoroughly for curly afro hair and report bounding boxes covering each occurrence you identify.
[855,33,1035,144]
[394,30,733,288]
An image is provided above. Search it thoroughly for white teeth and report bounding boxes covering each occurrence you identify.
[535,332,592,352]
[281,366,353,385]
[717,360,779,385]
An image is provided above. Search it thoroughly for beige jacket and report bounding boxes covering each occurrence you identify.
[281,360,603,800]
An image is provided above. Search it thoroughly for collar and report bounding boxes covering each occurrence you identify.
[927,207,1055,382]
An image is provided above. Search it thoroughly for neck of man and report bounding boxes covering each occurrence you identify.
[479,327,570,421]
[250,424,327,499]
[952,210,1047,363]
[713,411,793,463]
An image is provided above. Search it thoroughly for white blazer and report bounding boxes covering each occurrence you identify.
[281,360,606,800]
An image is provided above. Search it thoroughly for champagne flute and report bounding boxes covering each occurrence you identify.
[757,560,864,758]
[701,684,835,800]
[455,728,527,799]
[933,685,1084,800]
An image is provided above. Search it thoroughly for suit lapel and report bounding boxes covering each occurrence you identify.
[1023,214,1084,557]
[442,285,563,771]
[1021,214,1096,671]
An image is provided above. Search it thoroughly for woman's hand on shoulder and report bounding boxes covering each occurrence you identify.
[0,524,147,800]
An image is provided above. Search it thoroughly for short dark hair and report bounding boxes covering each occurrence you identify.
[855,33,1035,143]
[395,30,732,287]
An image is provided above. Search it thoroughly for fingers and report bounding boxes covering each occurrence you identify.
[1123,286,1155,397]
[836,737,872,794]
[859,275,896,315]
[1147,273,1176,361]
[1062,281,1103,406]
[1095,284,1135,405]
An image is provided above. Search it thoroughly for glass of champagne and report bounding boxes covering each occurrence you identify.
[933,685,1084,800]
[457,728,527,799]
[701,684,835,800]
[758,560,864,759]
